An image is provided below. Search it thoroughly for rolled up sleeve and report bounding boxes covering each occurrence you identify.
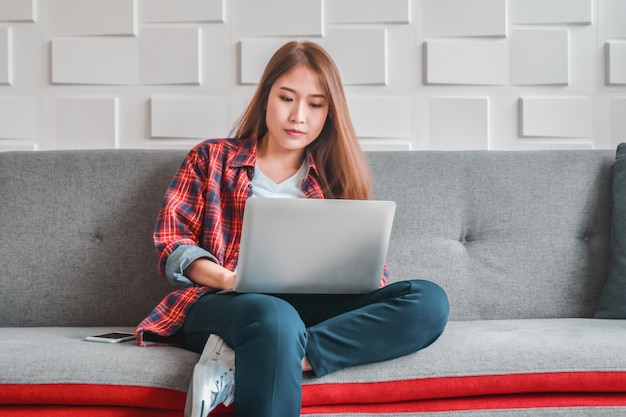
[165,245,218,288]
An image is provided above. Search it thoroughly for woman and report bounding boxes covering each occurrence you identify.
[137,40,449,417]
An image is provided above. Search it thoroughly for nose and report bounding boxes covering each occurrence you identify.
[290,101,305,123]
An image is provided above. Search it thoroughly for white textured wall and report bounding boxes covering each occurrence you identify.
[0,0,625,152]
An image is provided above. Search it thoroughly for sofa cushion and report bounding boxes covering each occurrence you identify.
[2,149,615,327]
[0,150,186,327]
[0,327,194,415]
[596,143,626,318]
[367,150,614,321]
[5,320,625,415]
[0,327,196,388]
[301,318,626,414]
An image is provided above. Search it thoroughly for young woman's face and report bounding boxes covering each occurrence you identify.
[263,65,329,156]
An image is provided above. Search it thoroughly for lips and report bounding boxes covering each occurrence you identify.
[286,129,305,135]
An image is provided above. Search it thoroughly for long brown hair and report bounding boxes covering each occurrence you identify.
[231,41,372,200]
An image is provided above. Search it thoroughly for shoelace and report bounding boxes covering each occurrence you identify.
[200,369,234,414]
[211,371,235,404]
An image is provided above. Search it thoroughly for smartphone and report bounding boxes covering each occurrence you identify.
[84,332,136,343]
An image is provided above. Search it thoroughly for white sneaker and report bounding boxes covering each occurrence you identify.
[185,334,235,417]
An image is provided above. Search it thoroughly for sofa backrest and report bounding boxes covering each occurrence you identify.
[0,148,615,326]
[0,150,188,327]
[368,149,614,320]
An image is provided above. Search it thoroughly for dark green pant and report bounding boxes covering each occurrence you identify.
[184,279,449,417]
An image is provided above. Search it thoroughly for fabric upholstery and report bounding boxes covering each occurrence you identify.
[0,150,187,327]
[0,327,196,388]
[596,142,626,318]
[3,320,626,415]
[1,148,624,416]
[0,149,614,325]
[300,408,626,417]
[367,149,614,320]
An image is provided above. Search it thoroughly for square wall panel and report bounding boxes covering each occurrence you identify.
[326,0,410,23]
[607,41,626,85]
[0,0,36,21]
[429,97,489,150]
[52,38,138,85]
[510,29,569,85]
[520,97,593,138]
[423,0,506,37]
[599,0,626,38]
[347,98,411,139]
[143,0,224,22]
[326,28,387,85]
[239,38,289,85]
[611,98,626,145]
[56,98,118,149]
[237,0,322,37]
[0,27,12,85]
[49,0,136,36]
[139,28,202,85]
[425,40,508,85]
[509,0,592,24]
[151,97,227,139]
[0,97,38,139]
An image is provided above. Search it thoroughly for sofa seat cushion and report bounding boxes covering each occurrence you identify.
[2,319,626,416]
[0,327,195,415]
[301,318,626,415]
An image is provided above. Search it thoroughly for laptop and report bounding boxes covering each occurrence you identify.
[232,198,396,294]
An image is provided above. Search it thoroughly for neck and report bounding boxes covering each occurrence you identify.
[256,135,306,183]
[257,135,305,171]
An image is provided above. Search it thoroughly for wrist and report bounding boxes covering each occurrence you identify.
[184,258,236,289]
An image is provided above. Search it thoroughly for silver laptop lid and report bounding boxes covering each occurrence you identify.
[234,198,396,294]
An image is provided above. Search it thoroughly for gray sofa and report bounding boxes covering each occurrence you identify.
[1,147,626,416]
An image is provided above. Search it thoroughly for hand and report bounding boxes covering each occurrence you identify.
[184,258,237,290]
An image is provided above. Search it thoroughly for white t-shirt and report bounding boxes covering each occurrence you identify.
[251,162,307,198]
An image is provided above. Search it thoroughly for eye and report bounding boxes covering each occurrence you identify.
[280,96,293,103]
[310,102,324,109]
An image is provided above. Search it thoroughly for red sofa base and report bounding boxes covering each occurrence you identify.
[3,372,626,416]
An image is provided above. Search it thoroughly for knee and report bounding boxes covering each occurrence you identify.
[234,295,306,347]
[416,280,449,315]
[408,279,450,332]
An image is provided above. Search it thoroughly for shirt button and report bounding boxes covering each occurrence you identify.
[173,322,179,327]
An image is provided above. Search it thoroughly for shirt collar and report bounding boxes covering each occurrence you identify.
[230,136,320,178]
[230,136,257,169]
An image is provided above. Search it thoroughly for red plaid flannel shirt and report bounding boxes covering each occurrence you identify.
[136,137,388,345]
